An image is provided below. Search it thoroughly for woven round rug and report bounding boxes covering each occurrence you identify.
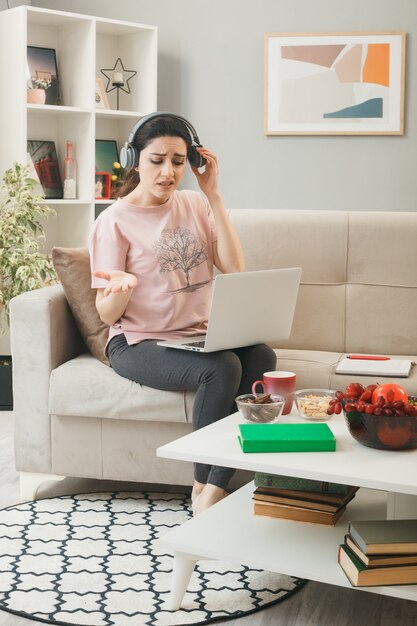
[0,491,307,626]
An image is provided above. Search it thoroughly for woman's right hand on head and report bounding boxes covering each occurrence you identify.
[93,270,138,297]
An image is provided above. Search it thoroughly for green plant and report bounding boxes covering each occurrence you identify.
[0,162,57,334]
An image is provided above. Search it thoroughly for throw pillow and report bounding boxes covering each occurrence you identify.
[52,247,109,365]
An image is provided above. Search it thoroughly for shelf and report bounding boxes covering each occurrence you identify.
[27,104,92,115]
[0,5,157,249]
[160,483,417,602]
[95,109,149,120]
[26,6,91,27]
[96,17,157,35]
[45,199,92,205]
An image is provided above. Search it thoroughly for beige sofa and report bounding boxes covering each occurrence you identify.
[10,209,417,500]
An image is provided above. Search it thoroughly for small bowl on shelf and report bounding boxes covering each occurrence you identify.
[294,388,337,421]
[236,393,285,423]
[343,403,417,450]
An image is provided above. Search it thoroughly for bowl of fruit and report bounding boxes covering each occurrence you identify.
[337,382,417,450]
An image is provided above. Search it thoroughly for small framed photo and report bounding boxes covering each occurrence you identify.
[95,139,119,173]
[95,77,110,109]
[27,46,61,106]
[27,140,63,199]
[95,172,111,199]
[265,32,406,135]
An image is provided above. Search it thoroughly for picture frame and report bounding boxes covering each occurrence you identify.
[264,32,406,135]
[27,140,63,199]
[27,46,61,106]
[95,77,110,109]
[95,172,111,199]
[95,139,119,174]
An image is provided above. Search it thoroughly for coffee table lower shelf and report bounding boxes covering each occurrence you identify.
[159,482,417,609]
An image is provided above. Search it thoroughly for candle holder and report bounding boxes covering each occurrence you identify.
[100,57,137,111]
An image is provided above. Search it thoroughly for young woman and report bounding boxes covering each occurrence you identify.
[89,113,276,514]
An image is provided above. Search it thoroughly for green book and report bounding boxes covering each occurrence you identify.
[349,519,417,555]
[237,423,336,453]
[254,472,351,494]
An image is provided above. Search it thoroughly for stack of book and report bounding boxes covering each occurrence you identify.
[253,472,359,526]
[339,519,417,586]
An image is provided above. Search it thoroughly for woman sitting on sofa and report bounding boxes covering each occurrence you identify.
[88,112,276,514]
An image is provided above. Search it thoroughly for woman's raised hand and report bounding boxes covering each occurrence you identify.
[191,147,219,198]
[93,270,138,297]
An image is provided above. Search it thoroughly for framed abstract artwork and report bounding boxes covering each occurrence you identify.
[264,32,406,135]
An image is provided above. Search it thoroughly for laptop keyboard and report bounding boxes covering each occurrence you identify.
[183,340,206,348]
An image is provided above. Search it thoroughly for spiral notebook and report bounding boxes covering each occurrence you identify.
[335,357,414,378]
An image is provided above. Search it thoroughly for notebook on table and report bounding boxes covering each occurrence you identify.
[335,356,414,378]
[157,267,302,353]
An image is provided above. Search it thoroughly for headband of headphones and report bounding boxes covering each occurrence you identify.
[119,111,206,169]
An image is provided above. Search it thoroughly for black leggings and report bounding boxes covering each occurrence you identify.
[108,334,277,489]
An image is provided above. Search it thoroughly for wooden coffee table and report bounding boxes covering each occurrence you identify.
[157,411,417,609]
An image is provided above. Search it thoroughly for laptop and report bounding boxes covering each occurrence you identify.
[157,267,302,353]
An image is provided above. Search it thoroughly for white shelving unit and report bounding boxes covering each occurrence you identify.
[0,5,157,250]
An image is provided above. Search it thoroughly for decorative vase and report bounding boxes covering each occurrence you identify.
[27,89,46,105]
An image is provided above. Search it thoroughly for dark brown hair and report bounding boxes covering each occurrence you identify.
[116,115,192,198]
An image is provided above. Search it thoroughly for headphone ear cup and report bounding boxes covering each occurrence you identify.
[120,143,138,169]
[188,144,206,169]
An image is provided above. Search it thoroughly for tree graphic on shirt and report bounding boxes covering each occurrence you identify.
[152,226,209,292]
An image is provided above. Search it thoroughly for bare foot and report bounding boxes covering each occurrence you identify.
[191,481,205,514]
[194,484,229,515]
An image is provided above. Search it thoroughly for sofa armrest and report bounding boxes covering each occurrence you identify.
[10,284,86,473]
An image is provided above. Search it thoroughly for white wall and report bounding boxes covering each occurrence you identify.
[0,0,31,9]
[29,0,417,212]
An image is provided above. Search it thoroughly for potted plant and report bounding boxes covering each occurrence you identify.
[0,162,57,409]
[26,83,47,104]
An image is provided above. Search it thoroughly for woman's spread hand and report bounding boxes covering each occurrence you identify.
[93,270,138,297]
[191,147,219,197]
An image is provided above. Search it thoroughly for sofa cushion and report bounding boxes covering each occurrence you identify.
[229,210,349,353]
[276,349,344,389]
[52,247,109,365]
[49,353,196,422]
[346,284,417,356]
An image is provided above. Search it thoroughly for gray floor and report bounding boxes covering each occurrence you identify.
[1,411,417,625]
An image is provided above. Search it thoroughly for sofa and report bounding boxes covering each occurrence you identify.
[10,209,417,500]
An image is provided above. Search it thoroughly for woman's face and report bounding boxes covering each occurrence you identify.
[136,135,188,205]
